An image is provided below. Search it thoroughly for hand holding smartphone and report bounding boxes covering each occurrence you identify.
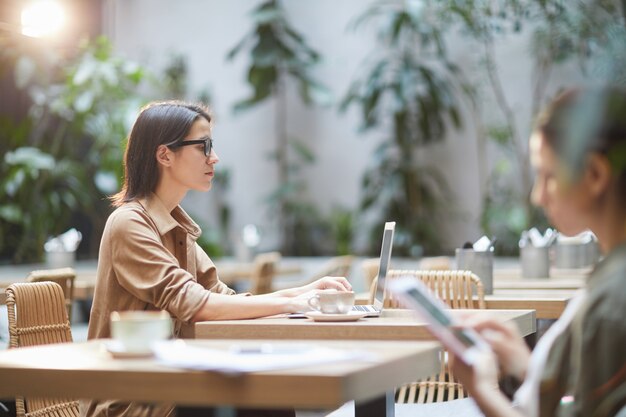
[387,276,491,365]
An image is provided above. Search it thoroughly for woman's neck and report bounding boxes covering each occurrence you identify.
[153,179,187,213]
[591,200,626,254]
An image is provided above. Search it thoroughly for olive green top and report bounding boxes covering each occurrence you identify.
[539,243,626,417]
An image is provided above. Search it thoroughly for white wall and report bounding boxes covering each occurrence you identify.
[103,0,583,254]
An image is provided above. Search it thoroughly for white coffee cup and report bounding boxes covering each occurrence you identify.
[308,291,355,314]
[110,311,172,353]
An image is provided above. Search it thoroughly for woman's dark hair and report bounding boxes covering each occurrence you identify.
[110,101,212,207]
[535,86,626,200]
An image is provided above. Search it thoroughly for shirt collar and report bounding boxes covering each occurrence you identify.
[136,193,202,239]
[587,241,626,288]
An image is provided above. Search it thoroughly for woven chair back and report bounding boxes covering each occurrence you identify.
[361,258,380,302]
[396,360,467,403]
[5,281,79,417]
[385,269,485,309]
[26,267,76,323]
[307,255,354,283]
[418,256,452,271]
[250,252,281,295]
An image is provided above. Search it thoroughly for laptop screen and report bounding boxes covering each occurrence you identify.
[373,222,395,309]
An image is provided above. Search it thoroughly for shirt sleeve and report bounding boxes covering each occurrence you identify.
[108,208,211,323]
[578,294,626,416]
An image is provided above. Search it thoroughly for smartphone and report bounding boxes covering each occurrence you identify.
[387,276,490,365]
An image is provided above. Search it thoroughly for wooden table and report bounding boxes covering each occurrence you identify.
[0,261,98,305]
[182,309,536,341]
[493,277,585,290]
[485,294,573,320]
[0,339,440,417]
[0,259,303,305]
[355,290,574,320]
[494,265,589,290]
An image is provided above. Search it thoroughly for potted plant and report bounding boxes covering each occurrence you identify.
[227,0,332,255]
[342,1,467,256]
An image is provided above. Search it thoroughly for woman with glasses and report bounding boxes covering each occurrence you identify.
[82,101,351,417]
[450,87,626,417]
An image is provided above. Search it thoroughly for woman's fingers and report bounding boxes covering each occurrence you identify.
[315,276,352,291]
[463,316,530,380]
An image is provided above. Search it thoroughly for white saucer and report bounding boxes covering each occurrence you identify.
[103,340,154,359]
[305,311,368,322]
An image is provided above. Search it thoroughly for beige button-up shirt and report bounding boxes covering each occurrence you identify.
[82,193,235,417]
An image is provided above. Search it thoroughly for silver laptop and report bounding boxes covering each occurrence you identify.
[352,221,395,317]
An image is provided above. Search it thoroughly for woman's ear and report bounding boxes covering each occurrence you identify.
[584,153,612,198]
[155,144,173,167]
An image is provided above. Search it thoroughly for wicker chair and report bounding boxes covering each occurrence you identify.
[385,269,485,309]
[384,269,486,404]
[361,258,380,298]
[249,252,281,295]
[5,281,79,417]
[26,267,76,323]
[418,256,452,271]
[271,255,355,293]
[395,354,468,403]
[312,255,353,280]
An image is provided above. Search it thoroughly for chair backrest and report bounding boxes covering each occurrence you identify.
[307,255,354,282]
[418,256,452,271]
[396,359,467,403]
[5,281,78,417]
[361,258,380,298]
[385,269,486,309]
[249,252,281,295]
[26,267,76,322]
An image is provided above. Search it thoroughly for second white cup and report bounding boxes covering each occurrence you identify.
[110,310,172,353]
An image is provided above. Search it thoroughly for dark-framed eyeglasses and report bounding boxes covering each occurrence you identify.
[170,137,213,156]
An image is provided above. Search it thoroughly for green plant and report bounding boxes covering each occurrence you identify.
[0,129,87,262]
[199,169,232,259]
[442,0,626,253]
[162,53,188,99]
[329,206,355,256]
[227,0,331,255]
[341,1,467,256]
[0,36,150,262]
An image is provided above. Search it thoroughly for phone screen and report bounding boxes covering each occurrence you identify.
[405,287,477,348]
[406,287,452,326]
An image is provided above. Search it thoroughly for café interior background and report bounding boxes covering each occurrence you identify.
[1,0,623,263]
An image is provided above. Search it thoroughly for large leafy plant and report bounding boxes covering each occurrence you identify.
[0,125,87,262]
[440,0,626,253]
[0,36,149,262]
[227,0,332,255]
[342,1,467,256]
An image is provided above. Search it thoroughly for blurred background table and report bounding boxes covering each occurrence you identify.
[0,258,308,305]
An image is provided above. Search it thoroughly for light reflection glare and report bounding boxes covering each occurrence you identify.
[21,0,65,38]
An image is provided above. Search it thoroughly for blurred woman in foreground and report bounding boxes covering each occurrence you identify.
[452,87,626,417]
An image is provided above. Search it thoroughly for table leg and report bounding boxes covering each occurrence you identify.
[355,391,394,417]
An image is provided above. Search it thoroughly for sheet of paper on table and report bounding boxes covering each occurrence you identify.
[152,340,377,375]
